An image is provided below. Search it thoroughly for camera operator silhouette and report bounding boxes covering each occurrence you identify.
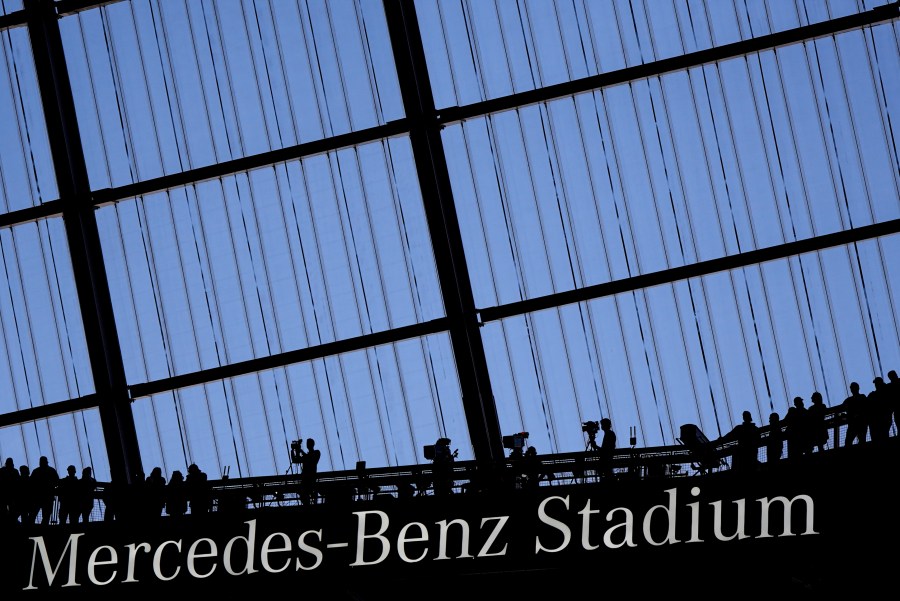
[432,437,457,496]
[598,418,617,478]
[296,438,321,505]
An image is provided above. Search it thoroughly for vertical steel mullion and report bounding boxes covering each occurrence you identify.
[25,0,142,484]
[383,0,504,463]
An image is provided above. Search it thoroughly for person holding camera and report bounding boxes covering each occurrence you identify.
[297,438,321,505]
[432,437,456,496]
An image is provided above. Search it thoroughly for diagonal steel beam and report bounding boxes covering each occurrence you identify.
[437,2,900,125]
[480,218,900,323]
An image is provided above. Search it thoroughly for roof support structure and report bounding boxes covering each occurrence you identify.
[25,0,142,484]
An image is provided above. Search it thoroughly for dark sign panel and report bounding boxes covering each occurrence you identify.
[4,441,897,598]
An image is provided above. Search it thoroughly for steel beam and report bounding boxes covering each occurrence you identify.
[480,218,900,323]
[383,0,504,462]
[25,0,142,484]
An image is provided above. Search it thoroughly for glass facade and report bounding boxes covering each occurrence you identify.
[0,0,898,482]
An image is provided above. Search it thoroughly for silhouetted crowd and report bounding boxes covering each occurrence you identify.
[718,369,900,471]
[2,369,897,526]
[0,459,212,527]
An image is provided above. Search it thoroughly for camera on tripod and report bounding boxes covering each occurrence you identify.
[581,421,600,437]
[502,432,529,451]
[290,440,304,464]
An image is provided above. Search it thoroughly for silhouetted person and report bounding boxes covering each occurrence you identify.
[723,410,760,471]
[868,377,892,442]
[807,392,828,453]
[0,457,19,525]
[432,437,456,496]
[79,467,96,523]
[842,381,868,446]
[521,445,542,488]
[30,456,59,525]
[784,397,810,459]
[413,466,430,497]
[103,479,121,522]
[297,438,321,505]
[888,370,900,436]
[766,412,783,463]
[396,476,415,500]
[165,470,187,518]
[599,418,617,478]
[185,464,210,515]
[145,467,167,518]
[355,461,379,501]
[505,445,524,489]
[17,465,35,524]
[56,465,79,525]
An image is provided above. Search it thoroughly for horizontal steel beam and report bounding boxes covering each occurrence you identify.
[0,200,62,230]
[0,9,26,30]
[437,2,900,126]
[129,317,450,399]
[91,120,410,206]
[0,393,98,428]
[479,218,900,323]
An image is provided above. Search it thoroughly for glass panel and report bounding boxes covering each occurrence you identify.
[482,235,900,454]
[448,28,900,307]
[0,409,109,483]
[417,0,893,109]
[0,218,93,411]
[0,23,57,214]
[98,137,443,385]
[0,2,24,17]
[132,333,467,478]
[61,0,403,189]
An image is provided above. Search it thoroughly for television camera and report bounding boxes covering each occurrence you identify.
[290,439,305,464]
[502,432,529,457]
[582,420,600,451]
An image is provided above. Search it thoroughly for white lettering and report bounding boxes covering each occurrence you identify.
[224,520,258,576]
[758,494,818,538]
[123,542,150,583]
[295,530,323,571]
[350,510,391,566]
[87,546,118,586]
[536,496,571,553]
[643,488,680,546]
[579,499,601,550]
[603,507,636,549]
[397,522,429,563]
[687,487,702,543]
[711,499,748,541]
[186,538,218,578]
[477,516,509,557]
[25,534,83,590]
[435,519,472,560]
[152,540,181,582]
[261,532,291,573]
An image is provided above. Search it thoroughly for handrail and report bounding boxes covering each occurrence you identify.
[12,402,885,527]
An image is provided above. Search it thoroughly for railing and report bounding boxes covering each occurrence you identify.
[5,404,893,526]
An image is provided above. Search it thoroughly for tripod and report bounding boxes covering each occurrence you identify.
[585,432,599,452]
